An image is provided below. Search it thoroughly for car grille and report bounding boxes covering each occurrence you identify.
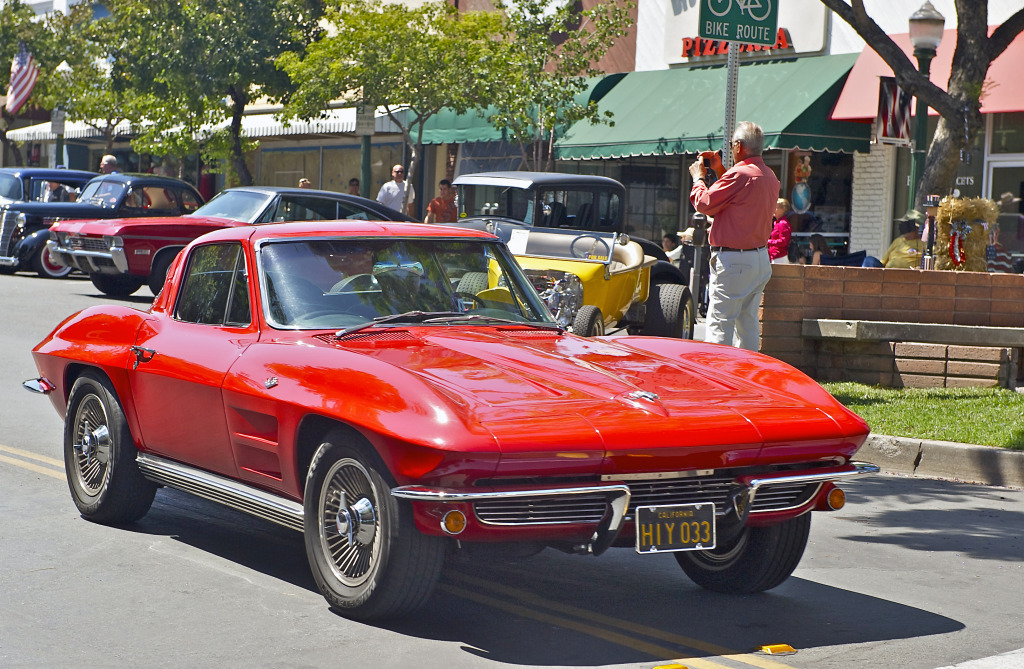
[0,210,16,256]
[70,237,109,253]
[473,474,820,526]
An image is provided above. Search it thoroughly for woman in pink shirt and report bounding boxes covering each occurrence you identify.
[768,198,792,264]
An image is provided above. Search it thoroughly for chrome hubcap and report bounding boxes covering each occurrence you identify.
[319,458,382,587]
[72,395,112,495]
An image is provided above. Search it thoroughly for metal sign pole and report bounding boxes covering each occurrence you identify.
[723,42,739,169]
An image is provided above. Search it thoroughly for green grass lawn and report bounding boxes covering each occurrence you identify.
[822,382,1024,450]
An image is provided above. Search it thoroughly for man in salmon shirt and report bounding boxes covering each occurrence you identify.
[689,121,780,351]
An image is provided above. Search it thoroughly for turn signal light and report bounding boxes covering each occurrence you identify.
[441,510,467,535]
[827,487,846,510]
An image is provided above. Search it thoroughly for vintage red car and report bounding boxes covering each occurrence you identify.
[26,220,875,620]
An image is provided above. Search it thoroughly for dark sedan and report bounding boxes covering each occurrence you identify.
[0,167,98,277]
[49,186,416,296]
[1,172,203,280]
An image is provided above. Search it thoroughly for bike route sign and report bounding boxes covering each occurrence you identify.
[698,0,780,46]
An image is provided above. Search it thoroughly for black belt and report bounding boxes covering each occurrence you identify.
[710,245,766,253]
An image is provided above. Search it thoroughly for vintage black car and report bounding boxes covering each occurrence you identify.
[0,167,98,277]
[0,172,203,279]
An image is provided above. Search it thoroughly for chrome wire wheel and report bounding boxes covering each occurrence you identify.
[70,392,113,498]
[318,458,382,588]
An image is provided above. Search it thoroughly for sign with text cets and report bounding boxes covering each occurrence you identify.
[698,0,780,46]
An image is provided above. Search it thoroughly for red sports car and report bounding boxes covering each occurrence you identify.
[26,220,875,620]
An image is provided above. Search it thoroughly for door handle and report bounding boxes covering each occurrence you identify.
[129,345,157,369]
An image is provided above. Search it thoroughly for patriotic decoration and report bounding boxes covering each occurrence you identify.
[875,76,911,146]
[6,42,39,115]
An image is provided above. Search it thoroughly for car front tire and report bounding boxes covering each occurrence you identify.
[675,513,811,594]
[34,244,73,279]
[90,274,144,297]
[148,250,179,296]
[304,431,446,620]
[572,304,604,337]
[64,371,156,524]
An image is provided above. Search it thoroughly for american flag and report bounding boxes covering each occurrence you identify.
[6,42,39,115]
[875,76,911,146]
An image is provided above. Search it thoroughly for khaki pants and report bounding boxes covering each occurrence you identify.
[704,247,772,351]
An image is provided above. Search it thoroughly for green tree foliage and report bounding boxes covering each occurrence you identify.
[279,0,504,211]
[102,0,324,185]
[820,1,1024,209]
[489,0,633,172]
[1,0,66,164]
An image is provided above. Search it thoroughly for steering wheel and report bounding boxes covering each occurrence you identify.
[329,273,377,293]
[569,234,611,260]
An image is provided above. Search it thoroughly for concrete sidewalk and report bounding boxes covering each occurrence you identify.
[856,434,1024,489]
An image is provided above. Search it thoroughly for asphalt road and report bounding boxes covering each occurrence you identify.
[2,272,1023,669]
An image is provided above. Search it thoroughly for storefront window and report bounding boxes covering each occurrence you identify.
[785,150,854,255]
[990,113,1024,155]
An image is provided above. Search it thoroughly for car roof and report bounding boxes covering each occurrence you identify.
[84,172,200,190]
[452,171,624,190]
[212,186,416,222]
[194,220,498,245]
[0,167,97,181]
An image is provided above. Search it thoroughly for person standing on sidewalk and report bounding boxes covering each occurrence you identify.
[688,121,780,351]
[376,164,415,217]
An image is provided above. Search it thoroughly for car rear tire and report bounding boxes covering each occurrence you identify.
[572,304,604,337]
[34,244,73,279]
[148,250,179,296]
[64,371,156,524]
[304,431,446,620]
[675,513,811,594]
[90,274,144,297]
[644,283,695,339]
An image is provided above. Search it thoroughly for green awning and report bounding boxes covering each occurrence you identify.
[417,74,626,146]
[555,54,871,160]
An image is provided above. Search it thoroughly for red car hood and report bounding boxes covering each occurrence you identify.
[302,328,868,479]
[51,215,238,235]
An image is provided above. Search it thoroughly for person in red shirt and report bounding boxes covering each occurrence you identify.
[689,121,780,351]
[424,179,457,224]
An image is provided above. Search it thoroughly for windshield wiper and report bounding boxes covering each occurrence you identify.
[335,311,563,338]
[334,311,467,338]
[421,314,563,332]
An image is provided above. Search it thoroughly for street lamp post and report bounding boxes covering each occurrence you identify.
[907,1,945,210]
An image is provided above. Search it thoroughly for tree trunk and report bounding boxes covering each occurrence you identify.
[228,88,253,187]
[1,113,26,165]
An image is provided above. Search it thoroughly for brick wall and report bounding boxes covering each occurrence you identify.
[760,264,1024,388]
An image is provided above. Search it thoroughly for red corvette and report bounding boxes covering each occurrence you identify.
[26,220,875,620]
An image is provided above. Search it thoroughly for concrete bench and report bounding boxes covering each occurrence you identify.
[801,319,1023,389]
[802,319,1024,348]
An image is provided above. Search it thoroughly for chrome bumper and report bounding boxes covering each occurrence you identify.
[48,240,128,273]
[392,483,631,555]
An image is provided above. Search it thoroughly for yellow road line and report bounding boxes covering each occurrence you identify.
[0,444,63,467]
[453,573,796,669]
[443,583,733,669]
[0,453,65,479]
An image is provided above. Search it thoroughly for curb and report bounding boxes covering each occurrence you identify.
[855,434,1024,489]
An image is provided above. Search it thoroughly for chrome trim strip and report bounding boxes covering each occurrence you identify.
[391,483,631,555]
[602,469,715,482]
[137,453,304,532]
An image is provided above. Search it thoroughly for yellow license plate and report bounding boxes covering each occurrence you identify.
[635,503,716,554]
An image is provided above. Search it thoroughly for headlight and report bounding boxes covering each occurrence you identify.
[103,235,123,249]
[523,269,583,328]
[16,212,27,229]
[54,231,70,246]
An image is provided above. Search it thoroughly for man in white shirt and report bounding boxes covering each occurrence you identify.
[376,164,415,217]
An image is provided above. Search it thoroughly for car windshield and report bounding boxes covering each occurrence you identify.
[258,237,554,330]
[0,173,22,201]
[78,180,126,208]
[190,190,272,222]
[457,183,621,231]
[457,184,535,224]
